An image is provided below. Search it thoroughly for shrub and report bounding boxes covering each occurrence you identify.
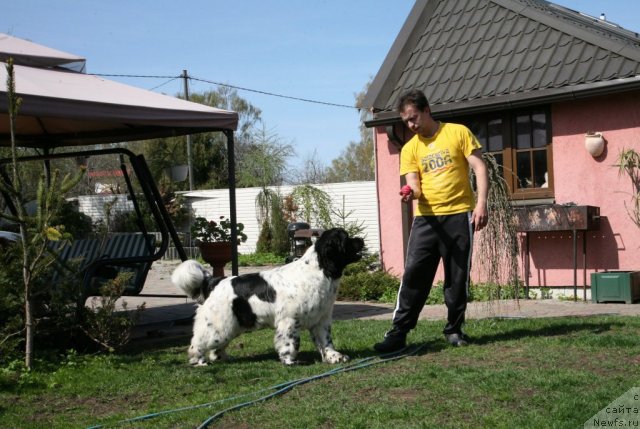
[468,281,527,301]
[425,282,445,305]
[80,273,145,352]
[0,244,24,362]
[338,254,400,302]
[0,242,92,362]
[339,271,400,301]
[238,252,286,267]
[52,201,93,239]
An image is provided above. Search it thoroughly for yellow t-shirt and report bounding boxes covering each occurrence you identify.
[400,122,481,216]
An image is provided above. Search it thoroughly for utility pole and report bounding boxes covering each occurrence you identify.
[182,69,194,190]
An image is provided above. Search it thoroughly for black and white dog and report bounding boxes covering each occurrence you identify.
[171,228,364,366]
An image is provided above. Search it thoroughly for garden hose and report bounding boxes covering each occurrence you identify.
[87,344,425,429]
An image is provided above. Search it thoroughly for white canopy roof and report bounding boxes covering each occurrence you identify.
[0,33,238,148]
[0,33,86,71]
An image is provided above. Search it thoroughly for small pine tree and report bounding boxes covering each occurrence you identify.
[269,196,289,256]
[256,219,273,254]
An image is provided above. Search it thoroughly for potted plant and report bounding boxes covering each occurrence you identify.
[191,216,247,277]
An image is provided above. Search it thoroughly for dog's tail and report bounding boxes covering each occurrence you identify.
[171,260,213,303]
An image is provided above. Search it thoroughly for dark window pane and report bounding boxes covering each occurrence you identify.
[516,151,532,188]
[532,112,547,148]
[533,150,548,188]
[471,122,487,151]
[516,115,531,149]
[487,119,503,152]
[491,153,504,180]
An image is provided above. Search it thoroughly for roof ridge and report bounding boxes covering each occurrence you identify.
[496,0,640,61]
[364,0,640,120]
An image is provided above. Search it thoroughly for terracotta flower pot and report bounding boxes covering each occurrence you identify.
[198,241,232,277]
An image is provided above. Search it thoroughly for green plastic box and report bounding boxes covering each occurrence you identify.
[591,271,640,304]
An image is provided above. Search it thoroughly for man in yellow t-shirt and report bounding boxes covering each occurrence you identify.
[374,89,489,353]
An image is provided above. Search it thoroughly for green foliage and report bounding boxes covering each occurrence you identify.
[325,139,374,183]
[338,254,400,302]
[0,241,95,363]
[339,270,400,302]
[425,282,445,305]
[255,219,273,254]
[290,185,333,228]
[255,191,289,256]
[0,244,24,361]
[190,216,247,244]
[467,281,527,302]
[237,252,287,266]
[267,196,289,256]
[141,86,263,190]
[236,125,294,188]
[421,280,528,305]
[328,194,367,240]
[52,201,93,239]
[255,188,279,225]
[1,316,639,428]
[80,273,145,352]
[102,186,190,235]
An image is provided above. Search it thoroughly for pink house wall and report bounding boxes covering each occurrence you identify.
[374,91,640,287]
[374,127,405,276]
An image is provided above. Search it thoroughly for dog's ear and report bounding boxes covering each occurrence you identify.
[315,228,348,279]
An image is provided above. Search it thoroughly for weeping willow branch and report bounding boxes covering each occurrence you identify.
[471,154,520,293]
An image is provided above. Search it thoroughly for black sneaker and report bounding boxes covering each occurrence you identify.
[444,332,469,347]
[374,333,407,353]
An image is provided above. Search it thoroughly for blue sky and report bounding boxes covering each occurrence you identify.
[2,1,639,168]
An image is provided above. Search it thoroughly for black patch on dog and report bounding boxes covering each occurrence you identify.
[202,276,225,301]
[315,228,365,279]
[231,273,276,303]
[232,297,257,328]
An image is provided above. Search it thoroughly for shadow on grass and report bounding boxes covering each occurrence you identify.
[469,319,623,345]
[120,316,626,367]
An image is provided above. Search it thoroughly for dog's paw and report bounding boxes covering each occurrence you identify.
[324,351,350,364]
[189,357,208,367]
[280,356,299,366]
[208,350,228,362]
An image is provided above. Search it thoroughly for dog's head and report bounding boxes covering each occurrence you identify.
[315,228,365,279]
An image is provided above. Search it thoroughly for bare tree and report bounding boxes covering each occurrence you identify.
[237,125,295,188]
[289,149,328,184]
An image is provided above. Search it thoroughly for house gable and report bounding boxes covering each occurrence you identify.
[364,0,640,122]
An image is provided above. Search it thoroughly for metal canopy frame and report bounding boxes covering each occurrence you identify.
[0,136,241,278]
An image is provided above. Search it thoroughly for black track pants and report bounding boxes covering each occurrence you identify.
[390,212,473,336]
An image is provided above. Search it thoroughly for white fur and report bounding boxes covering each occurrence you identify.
[172,230,362,366]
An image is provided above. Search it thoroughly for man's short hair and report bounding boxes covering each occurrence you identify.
[397,89,430,113]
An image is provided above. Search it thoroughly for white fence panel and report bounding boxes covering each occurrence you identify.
[184,181,379,254]
[74,181,380,256]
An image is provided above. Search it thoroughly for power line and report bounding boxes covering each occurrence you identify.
[190,75,357,109]
[91,72,359,110]
[148,77,181,92]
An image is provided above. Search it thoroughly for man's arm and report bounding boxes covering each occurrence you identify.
[467,149,489,231]
[401,172,421,203]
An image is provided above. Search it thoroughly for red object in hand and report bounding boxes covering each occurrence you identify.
[400,185,412,196]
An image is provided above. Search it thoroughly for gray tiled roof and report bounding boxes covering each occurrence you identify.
[364,0,640,123]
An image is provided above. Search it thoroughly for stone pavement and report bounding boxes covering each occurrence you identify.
[115,260,640,340]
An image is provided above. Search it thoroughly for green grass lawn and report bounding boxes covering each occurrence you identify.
[1,315,639,428]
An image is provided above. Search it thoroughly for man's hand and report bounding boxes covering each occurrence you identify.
[399,185,413,203]
[470,201,488,232]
